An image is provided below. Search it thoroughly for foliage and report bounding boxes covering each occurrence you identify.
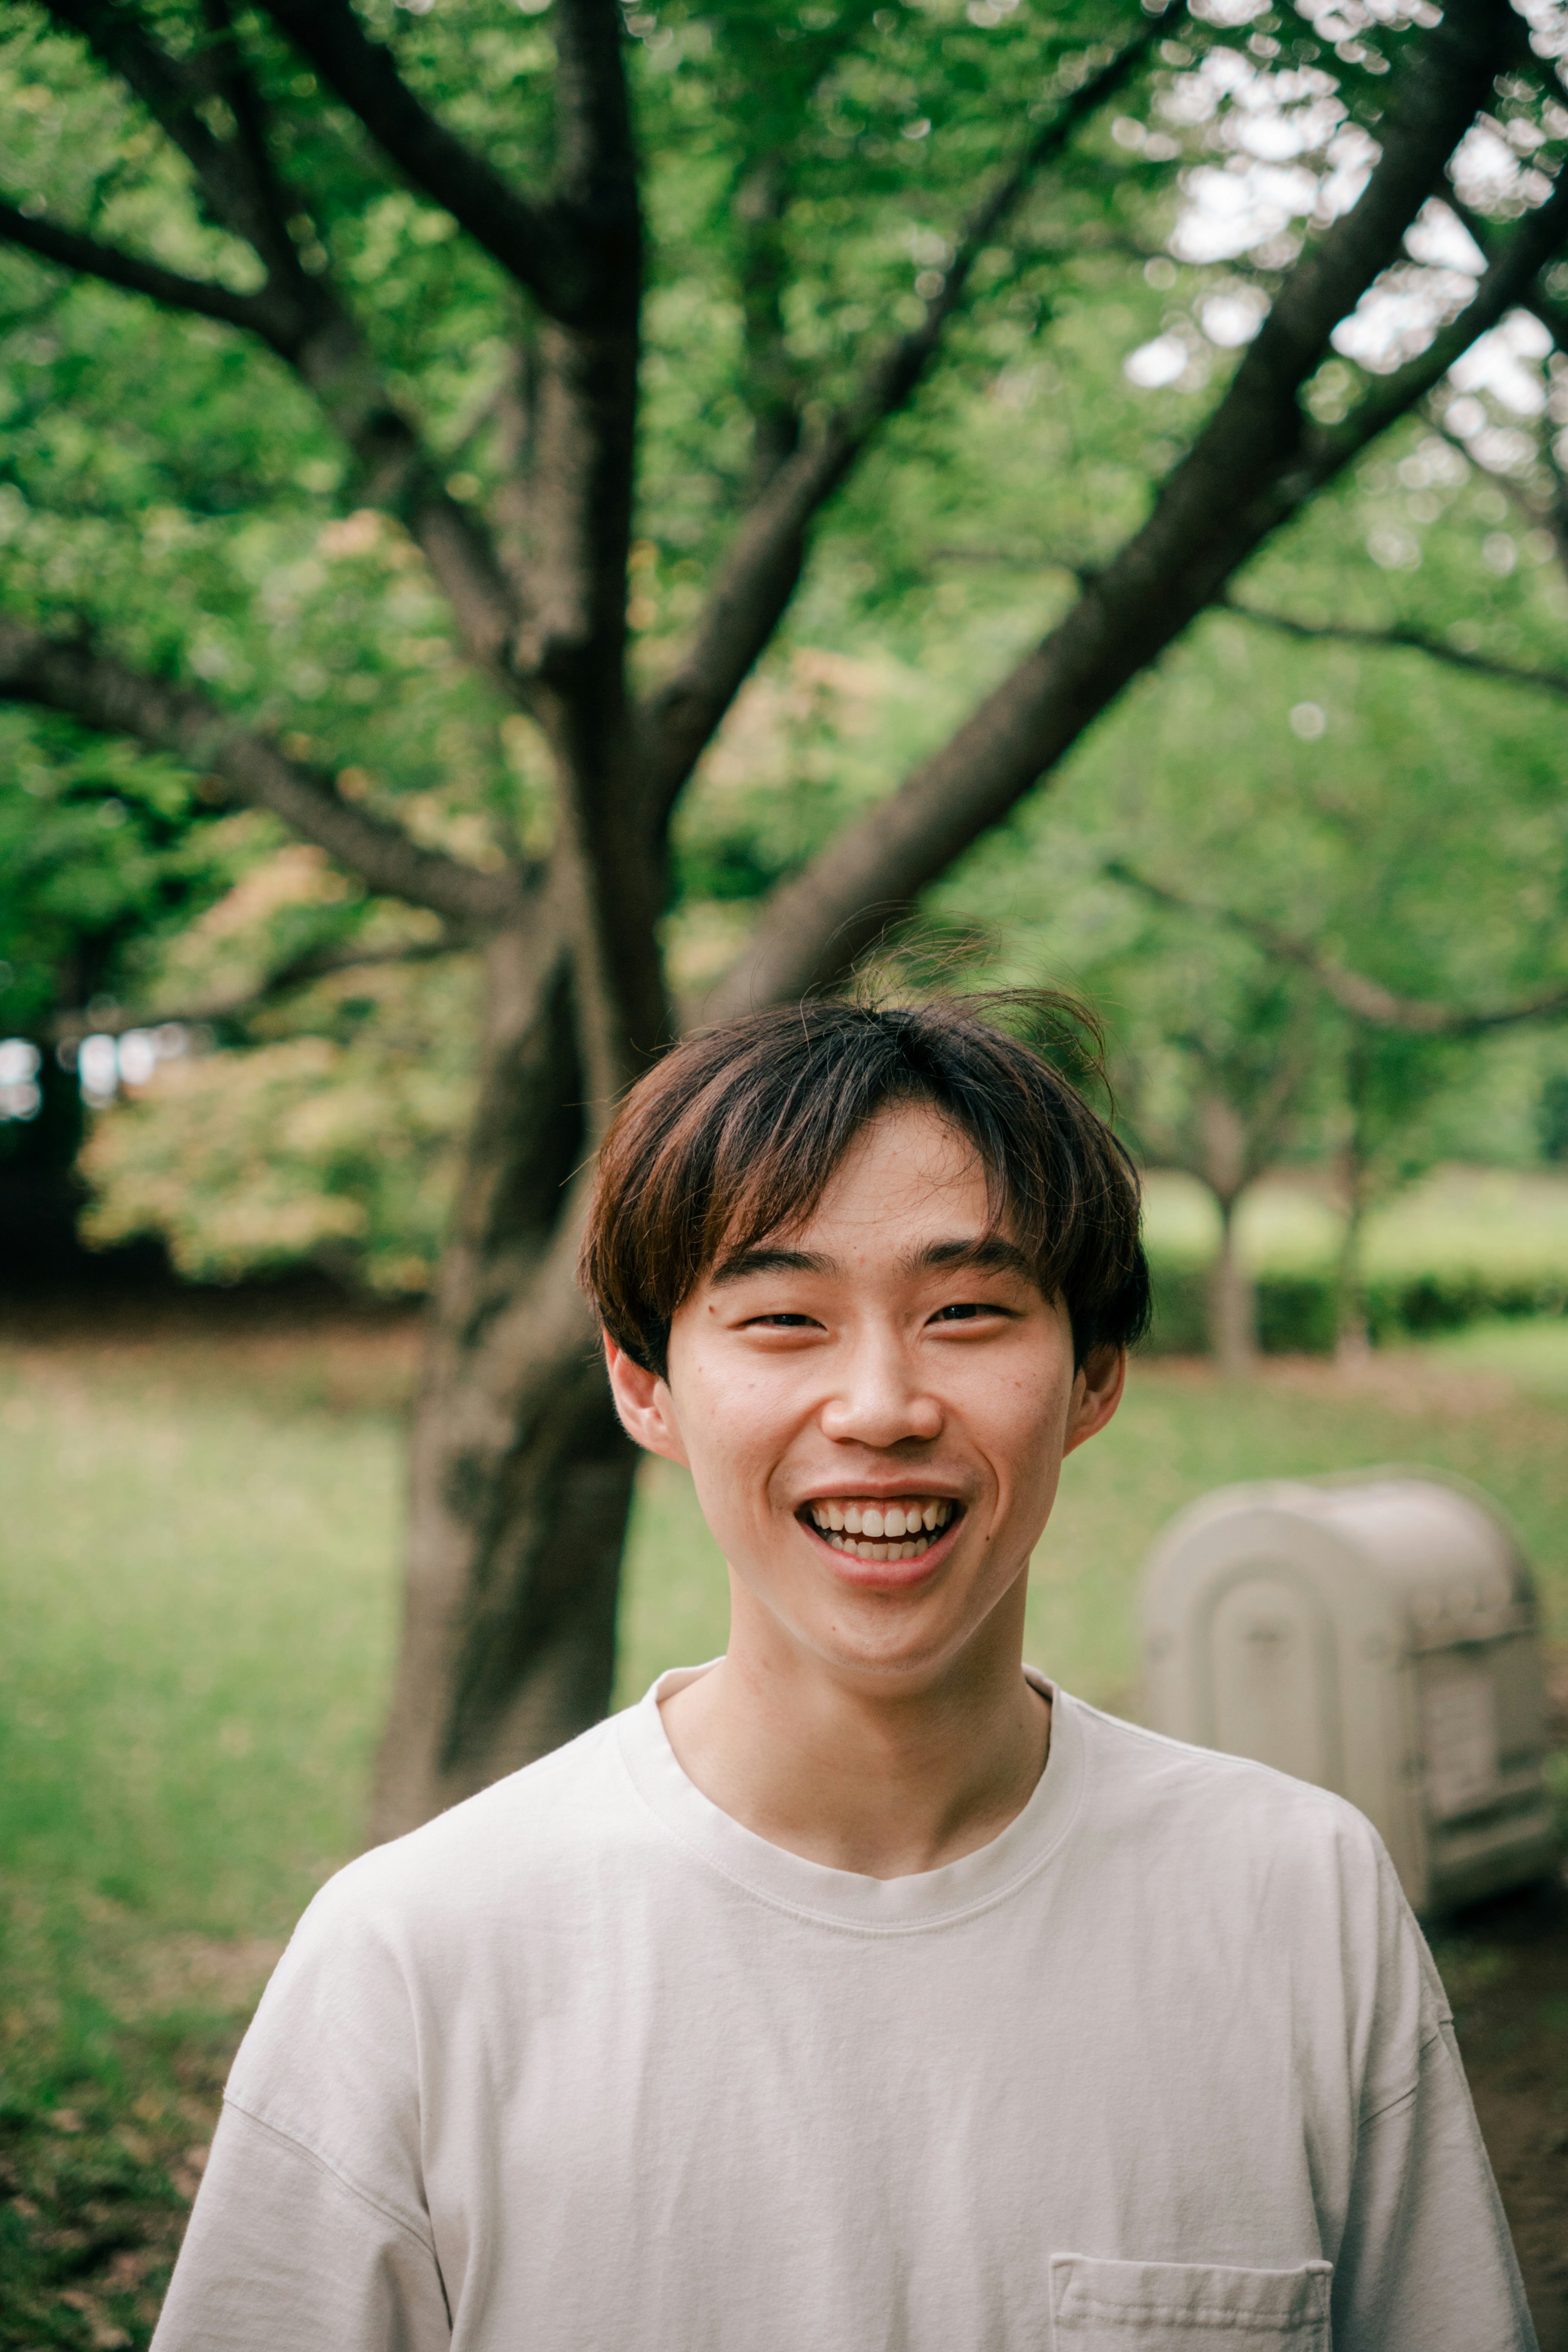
[0,1,1564,1298]
[5,0,1568,1799]
[77,845,478,1291]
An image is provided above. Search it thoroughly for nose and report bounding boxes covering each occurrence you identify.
[817,1326,943,1449]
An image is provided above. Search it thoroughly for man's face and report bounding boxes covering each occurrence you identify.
[607,1102,1124,1694]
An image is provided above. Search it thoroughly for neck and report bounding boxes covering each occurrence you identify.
[658,1575,1049,1878]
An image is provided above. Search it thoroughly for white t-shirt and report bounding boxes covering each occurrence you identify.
[154,1670,1535,2352]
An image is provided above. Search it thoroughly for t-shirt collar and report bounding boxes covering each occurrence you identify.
[614,1661,1087,1933]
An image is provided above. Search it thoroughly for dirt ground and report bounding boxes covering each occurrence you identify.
[1440,1879,1568,2349]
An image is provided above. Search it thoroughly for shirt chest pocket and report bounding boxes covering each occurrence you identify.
[1050,2255,1332,2350]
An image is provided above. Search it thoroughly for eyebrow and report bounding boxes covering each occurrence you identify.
[905,1235,1036,1282]
[707,1235,1035,1287]
[708,1246,835,1286]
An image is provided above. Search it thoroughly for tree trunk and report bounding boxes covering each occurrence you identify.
[1208,1197,1257,1378]
[1334,1216,1371,1365]
[368,919,642,1845]
[1335,1057,1373,1364]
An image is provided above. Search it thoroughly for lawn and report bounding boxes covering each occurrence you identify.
[2,1298,1567,2347]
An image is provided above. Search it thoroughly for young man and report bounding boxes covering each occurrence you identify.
[154,999,1533,2351]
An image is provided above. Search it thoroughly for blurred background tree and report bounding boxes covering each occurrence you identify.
[1,0,1567,1832]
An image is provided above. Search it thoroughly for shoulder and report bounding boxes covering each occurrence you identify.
[212,1725,632,2236]
[309,1710,638,1935]
[1059,1694,1447,2093]
[1063,1693,1398,1906]
[232,1713,645,2075]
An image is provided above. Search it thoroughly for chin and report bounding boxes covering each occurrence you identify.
[800,1601,985,1688]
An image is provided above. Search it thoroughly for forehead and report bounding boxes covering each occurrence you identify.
[792,1102,989,1239]
[706,1102,1032,1287]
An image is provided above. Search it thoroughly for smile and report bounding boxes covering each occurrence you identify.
[802,1497,958,1563]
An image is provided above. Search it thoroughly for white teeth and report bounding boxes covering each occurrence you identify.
[825,1532,932,1562]
[807,1500,958,1544]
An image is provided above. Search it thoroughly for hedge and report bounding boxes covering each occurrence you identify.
[1141,1261,1568,1358]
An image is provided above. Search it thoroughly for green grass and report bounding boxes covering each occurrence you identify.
[1415,1315,1568,1400]
[0,1356,399,2047]
[2,1307,1567,2345]
[0,1318,406,2348]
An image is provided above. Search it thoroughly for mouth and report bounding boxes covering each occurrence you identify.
[798,1496,961,1565]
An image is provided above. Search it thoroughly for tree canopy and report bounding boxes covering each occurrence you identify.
[3,0,1568,1826]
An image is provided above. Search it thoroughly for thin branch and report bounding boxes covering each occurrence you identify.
[0,618,521,929]
[43,0,295,278]
[1420,390,1568,575]
[0,200,274,336]
[1303,157,1568,488]
[255,0,586,322]
[1105,859,1568,1038]
[1523,277,1568,350]
[637,24,1163,829]
[200,0,294,241]
[1510,283,1568,561]
[1222,596,1568,700]
[49,932,472,1046]
[703,2,1558,1018]
[18,0,527,691]
[734,153,802,495]
[724,6,889,490]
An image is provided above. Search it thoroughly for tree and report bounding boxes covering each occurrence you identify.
[1075,610,1568,1363]
[2,0,1566,1837]
[1106,934,1326,1374]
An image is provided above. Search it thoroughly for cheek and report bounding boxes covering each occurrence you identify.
[960,1349,1075,1502]
[671,1358,794,1502]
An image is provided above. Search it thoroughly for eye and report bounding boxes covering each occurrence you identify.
[743,1311,820,1329]
[930,1300,1004,1323]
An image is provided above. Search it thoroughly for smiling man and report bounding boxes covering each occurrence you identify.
[154,1000,1533,2352]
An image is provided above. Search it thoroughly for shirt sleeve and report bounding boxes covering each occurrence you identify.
[1332,2017,1537,2352]
[151,2100,451,2352]
[150,1844,452,2351]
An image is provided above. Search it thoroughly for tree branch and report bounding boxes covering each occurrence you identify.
[49,932,471,1046]
[43,0,295,277]
[734,154,802,495]
[1222,596,1568,700]
[0,200,274,336]
[1422,392,1568,572]
[637,24,1163,830]
[1105,859,1568,1038]
[703,1,1554,1018]
[254,0,588,322]
[724,4,886,489]
[0,619,521,929]
[1304,157,1568,487]
[1523,276,1568,348]
[20,0,527,693]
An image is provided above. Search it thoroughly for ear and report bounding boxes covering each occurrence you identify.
[1062,1344,1126,1459]
[604,1338,690,1467]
